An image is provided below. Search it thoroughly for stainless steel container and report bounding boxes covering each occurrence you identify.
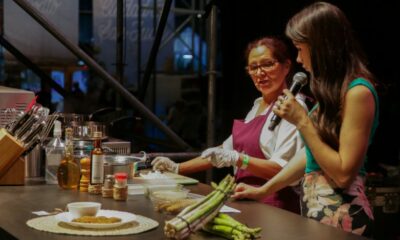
[104,155,145,178]
[25,144,44,178]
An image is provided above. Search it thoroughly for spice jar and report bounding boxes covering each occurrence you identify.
[113,172,128,201]
[102,174,114,198]
[88,184,102,194]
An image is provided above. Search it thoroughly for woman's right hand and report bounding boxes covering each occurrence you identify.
[274,89,308,127]
[231,183,265,201]
[151,157,179,173]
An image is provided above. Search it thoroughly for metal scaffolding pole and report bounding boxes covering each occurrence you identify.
[138,0,173,101]
[12,0,191,151]
[198,0,205,77]
[115,0,124,109]
[205,3,218,183]
[159,16,192,50]
[206,4,217,148]
[0,35,67,97]
[191,0,195,72]
[137,0,142,89]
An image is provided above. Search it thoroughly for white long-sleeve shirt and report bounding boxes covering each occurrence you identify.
[222,94,308,167]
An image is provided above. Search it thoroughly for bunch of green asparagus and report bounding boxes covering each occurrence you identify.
[203,213,262,240]
[164,174,236,239]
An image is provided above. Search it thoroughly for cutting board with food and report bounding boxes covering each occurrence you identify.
[133,170,199,185]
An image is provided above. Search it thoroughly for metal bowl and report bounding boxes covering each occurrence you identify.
[104,155,146,178]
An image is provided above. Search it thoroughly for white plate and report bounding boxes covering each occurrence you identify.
[55,210,136,229]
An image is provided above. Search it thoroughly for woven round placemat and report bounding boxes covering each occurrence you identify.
[26,214,159,236]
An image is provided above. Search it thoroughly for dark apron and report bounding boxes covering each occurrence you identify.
[233,110,300,214]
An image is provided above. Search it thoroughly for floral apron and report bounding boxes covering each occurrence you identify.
[233,111,300,214]
[301,172,374,236]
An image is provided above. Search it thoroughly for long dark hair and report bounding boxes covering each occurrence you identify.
[285,2,374,149]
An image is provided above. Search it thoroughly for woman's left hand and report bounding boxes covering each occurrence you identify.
[273,89,308,127]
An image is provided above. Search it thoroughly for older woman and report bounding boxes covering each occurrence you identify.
[153,36,307,213]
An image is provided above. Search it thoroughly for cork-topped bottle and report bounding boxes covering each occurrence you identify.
[57,127,80,189]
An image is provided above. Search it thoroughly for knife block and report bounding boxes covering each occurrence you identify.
[0,128,25,185]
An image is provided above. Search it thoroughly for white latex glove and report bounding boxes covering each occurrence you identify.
[202,148,239,168]
[151,157,179,173]
[200,146,222,159]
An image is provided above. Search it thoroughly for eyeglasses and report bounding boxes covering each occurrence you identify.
[246,60,278,75]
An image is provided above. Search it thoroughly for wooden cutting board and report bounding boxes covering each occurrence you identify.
[133,170,199,185]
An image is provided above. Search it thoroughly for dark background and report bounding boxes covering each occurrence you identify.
[213,2,400,238]
[215,0,400,170]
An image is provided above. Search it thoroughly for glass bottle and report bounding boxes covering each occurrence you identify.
[90,131,104,187]
[45,120,64,184]
[57,127,80,189]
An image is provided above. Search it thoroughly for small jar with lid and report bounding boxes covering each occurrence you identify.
[113,172,128,201]
[88,184,102,194]
[102,174,114,198]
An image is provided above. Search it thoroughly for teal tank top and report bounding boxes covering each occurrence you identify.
[305,78,379,175]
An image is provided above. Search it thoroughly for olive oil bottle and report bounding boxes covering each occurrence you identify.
[57,127,80,189]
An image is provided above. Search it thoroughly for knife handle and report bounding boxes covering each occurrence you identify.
[22,137,40,156]
[9,112,31,135]
[22,122,45,146]
[15,115,39,139]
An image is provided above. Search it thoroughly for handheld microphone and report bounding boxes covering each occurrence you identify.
[268,72,308,131]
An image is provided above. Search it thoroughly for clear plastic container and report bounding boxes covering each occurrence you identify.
[148,185,190,211]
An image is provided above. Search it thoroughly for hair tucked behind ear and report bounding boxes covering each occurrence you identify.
[286,2,374,149]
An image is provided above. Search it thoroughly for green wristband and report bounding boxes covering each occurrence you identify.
[241,154,250,169]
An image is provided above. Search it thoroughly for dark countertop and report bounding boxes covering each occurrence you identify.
[0,183,367,240]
